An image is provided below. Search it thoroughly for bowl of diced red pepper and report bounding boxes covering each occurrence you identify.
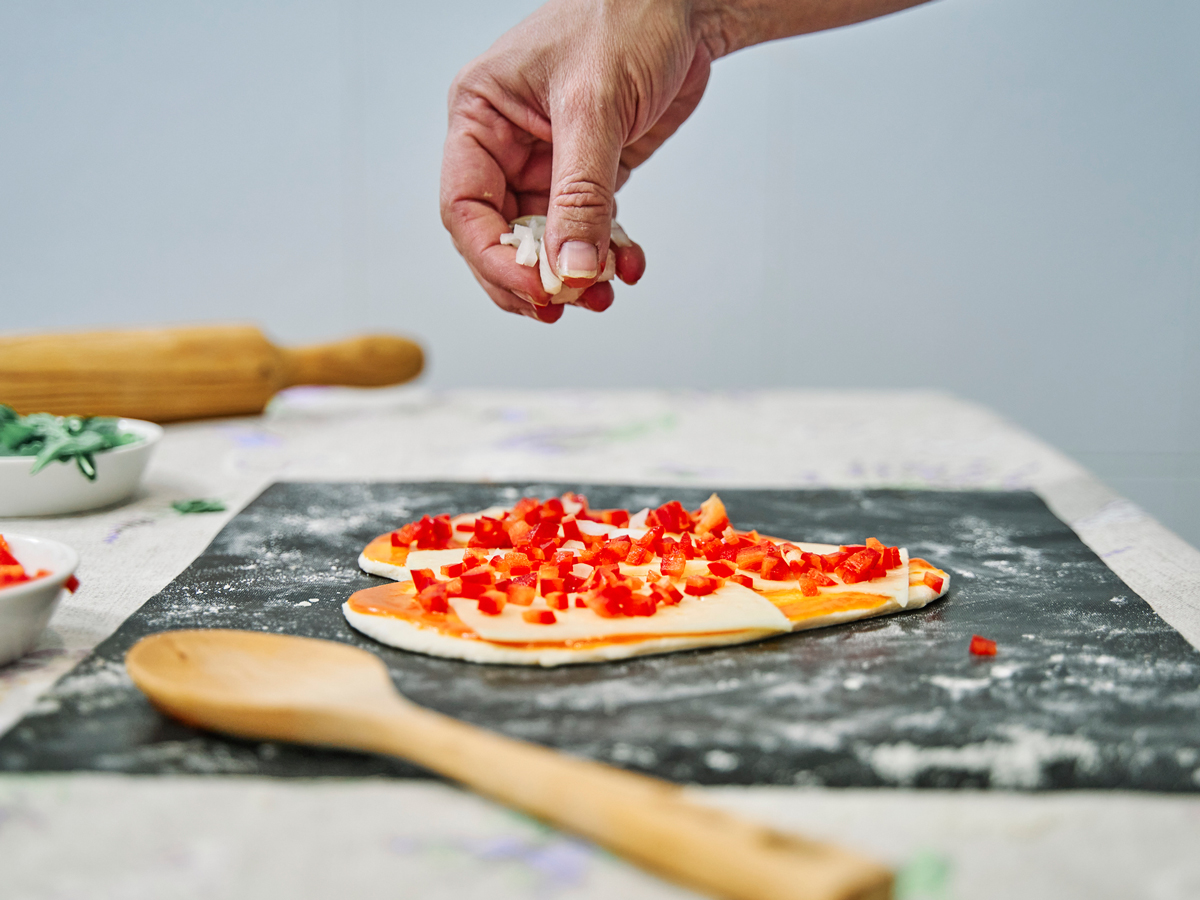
[0,533,79,666]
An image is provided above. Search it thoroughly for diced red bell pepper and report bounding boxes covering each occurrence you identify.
[507,519,533,546]
[455,522,475,532]
[440,562,464,578]
[64,574,80,593]
[835,549,882,584]
[0,537,21,567]
[727,573,752,589]
[679,533,696,559]
[717,541,740,562]
[523,608,557,624]
[684,575,718,596]
[822,550,851,571]
[410,568,438,592]
[461,565,494,585]
[511,497,541,523]
[660,553,686,579]
[539,576,565,596]
[923,572,945,593]
[599,582,632,604]
[477,591,506,615]
[625,546,651,566]
[648,500,691,533]
[459,581,488,599]
[735,545,767,571]
[583,591,623,618]
[604,536,633,562]
[623,592,656,617]
[545,592,569,610]
[636,525,663,549]
[561,517,585,543]
[594,508,631,528]
[969,634,997,656]
[430,515,453,545]
[693,494,730,537]
[707,560,735,577]
[509,572,537,589]
[651,582,684,605]
[470,516,512,549]
[797,575,821,597]
[760,555,792,581]
[415,583,449,614]
[0,565,29,587]
[541,497,565,520]
[530,521,560,547]
[507,583,536,606]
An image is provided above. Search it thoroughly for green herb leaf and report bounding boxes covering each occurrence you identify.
[172,499,227,514]
[0,405,141,481]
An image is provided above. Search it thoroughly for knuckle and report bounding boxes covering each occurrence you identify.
[552,179,612,220]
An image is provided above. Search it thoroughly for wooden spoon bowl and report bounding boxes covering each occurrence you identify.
[127,630,892,900]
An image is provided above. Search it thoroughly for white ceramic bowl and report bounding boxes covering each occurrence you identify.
[0,534,79,666]
[0,418,162,517]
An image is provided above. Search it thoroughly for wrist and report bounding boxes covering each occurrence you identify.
[689,0,773,58]
[691,0,932,58]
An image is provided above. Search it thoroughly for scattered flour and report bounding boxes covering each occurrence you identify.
[863,726,1101,789]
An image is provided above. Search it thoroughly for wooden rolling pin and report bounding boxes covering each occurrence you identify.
[0,324,424,422]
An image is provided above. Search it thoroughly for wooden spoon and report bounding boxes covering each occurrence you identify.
[126,630,892,900]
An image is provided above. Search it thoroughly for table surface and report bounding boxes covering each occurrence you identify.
[2,388,1198,900]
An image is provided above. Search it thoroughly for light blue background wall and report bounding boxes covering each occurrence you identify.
[2,1,1198,541]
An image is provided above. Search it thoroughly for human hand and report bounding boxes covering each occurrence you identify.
[440,0,716,321]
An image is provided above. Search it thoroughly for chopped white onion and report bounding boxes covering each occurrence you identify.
[610,221,632,248]
[501,215,634,299]
[598,248,616,282]
[515,235,539,267]
[537,236,562,294]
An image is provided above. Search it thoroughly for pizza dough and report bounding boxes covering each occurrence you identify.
[343,493,950,666]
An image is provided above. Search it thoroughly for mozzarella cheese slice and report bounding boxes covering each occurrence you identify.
[403,548,470,578]
[450,581,790,644]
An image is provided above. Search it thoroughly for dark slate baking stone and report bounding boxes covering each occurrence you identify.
[2,483,1197,791]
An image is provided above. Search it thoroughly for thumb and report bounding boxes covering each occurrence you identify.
[544,98,624,287]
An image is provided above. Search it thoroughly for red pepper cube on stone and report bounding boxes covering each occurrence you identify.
[969,635,997,656]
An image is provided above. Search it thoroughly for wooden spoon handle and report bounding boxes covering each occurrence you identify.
[330,702,891,900]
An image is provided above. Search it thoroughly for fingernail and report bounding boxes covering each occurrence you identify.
[558,241,599,279]
[514,290,542,307]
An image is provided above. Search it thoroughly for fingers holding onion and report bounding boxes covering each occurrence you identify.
[501,215,638,307]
